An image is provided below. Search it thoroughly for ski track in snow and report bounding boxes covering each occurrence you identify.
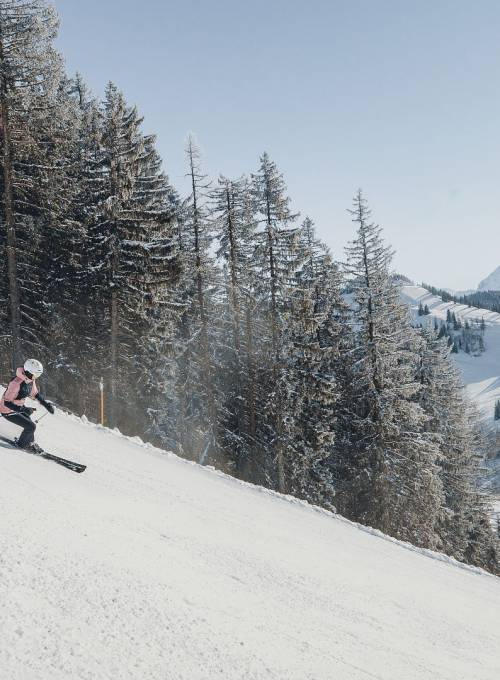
[1,406,499,680]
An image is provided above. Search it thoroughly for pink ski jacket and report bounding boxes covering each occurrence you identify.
[0,367,38,415]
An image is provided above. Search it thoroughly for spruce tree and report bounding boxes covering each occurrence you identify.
[334,190,443,547]
[418,328,500,572]
[165,136,220,463]
[250,152,300,491]
[211,174,260,475]
[0,0,63,366]
[283,217,347,508]
[85,83,179,431]
[39,74,95,409]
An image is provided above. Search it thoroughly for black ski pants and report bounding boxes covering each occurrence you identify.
[2,412,36,448]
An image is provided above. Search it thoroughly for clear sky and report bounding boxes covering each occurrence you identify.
[55,0,500,290]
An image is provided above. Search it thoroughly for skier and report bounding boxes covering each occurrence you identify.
[0,359,54,451]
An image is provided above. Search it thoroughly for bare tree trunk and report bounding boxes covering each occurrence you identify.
[108,141,119,428]
[243,302,257,480]
[266,209,278,354]
[265,191,285,493]
[225,186,241,351]
[225,184,249,474]
[109,284,118,427]
[358,205,381,400]
[187,141,215,463]
[276,397,285,493]
[0,35,22,367]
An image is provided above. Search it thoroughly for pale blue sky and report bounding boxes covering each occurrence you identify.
[55,0,500,290]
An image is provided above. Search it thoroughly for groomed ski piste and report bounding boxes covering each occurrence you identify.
[401,284,500,505]
[0,402,499,680]
[400,285,500,424]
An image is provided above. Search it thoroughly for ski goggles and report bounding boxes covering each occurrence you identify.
[25,370,42,380]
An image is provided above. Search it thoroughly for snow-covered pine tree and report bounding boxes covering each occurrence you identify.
[85,82,179,431]
[334,190,443,547]
[211,173,260,475]
[250,152,300,492]
[165,136,220,463]
[46,75,103,415]
[127,129,181,437]
[417,327,500,573]
[282,217,347,509]
[36,73,96,410]
[0,0,63,366]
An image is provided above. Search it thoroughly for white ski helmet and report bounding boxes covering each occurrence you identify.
[24,358,43,379]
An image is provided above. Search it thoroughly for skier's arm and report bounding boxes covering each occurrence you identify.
[3,400,33,415]
[3,378,23,411]
[4,378,21,403]
[35,394,55,414]
[4,400,23,412]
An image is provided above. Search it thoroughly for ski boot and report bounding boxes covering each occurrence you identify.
[15,439,43,454]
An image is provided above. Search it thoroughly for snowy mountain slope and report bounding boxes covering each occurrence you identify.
[479,265,500,291]
[1,407,499,680]
[400,285,500,424]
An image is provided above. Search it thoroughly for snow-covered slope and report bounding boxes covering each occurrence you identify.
[479,265,500,291]
[1,408,499,680]
[401,284,500,496]
[400,285,500,424]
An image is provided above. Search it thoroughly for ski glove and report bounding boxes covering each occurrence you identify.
[4,400,23,413]
[20,406,36,416]
[36,394,55,414]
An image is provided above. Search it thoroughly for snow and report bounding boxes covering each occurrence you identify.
[400,285,500,423]
[401,284,500,493]
[1,406,500,679]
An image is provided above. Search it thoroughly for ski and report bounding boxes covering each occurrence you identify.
[0,435,86,473]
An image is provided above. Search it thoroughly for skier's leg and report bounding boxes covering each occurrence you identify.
[18,416,36,448]
[3,413,36,448]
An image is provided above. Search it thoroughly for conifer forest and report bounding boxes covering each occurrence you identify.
[1,0,498,574]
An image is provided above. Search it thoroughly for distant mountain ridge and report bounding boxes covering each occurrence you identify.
[421,282,500,315]
[479,266,500,292]
[441,287,476,297]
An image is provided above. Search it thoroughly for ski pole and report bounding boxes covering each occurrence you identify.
[99,377,104,426]
[35,412,48,424]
